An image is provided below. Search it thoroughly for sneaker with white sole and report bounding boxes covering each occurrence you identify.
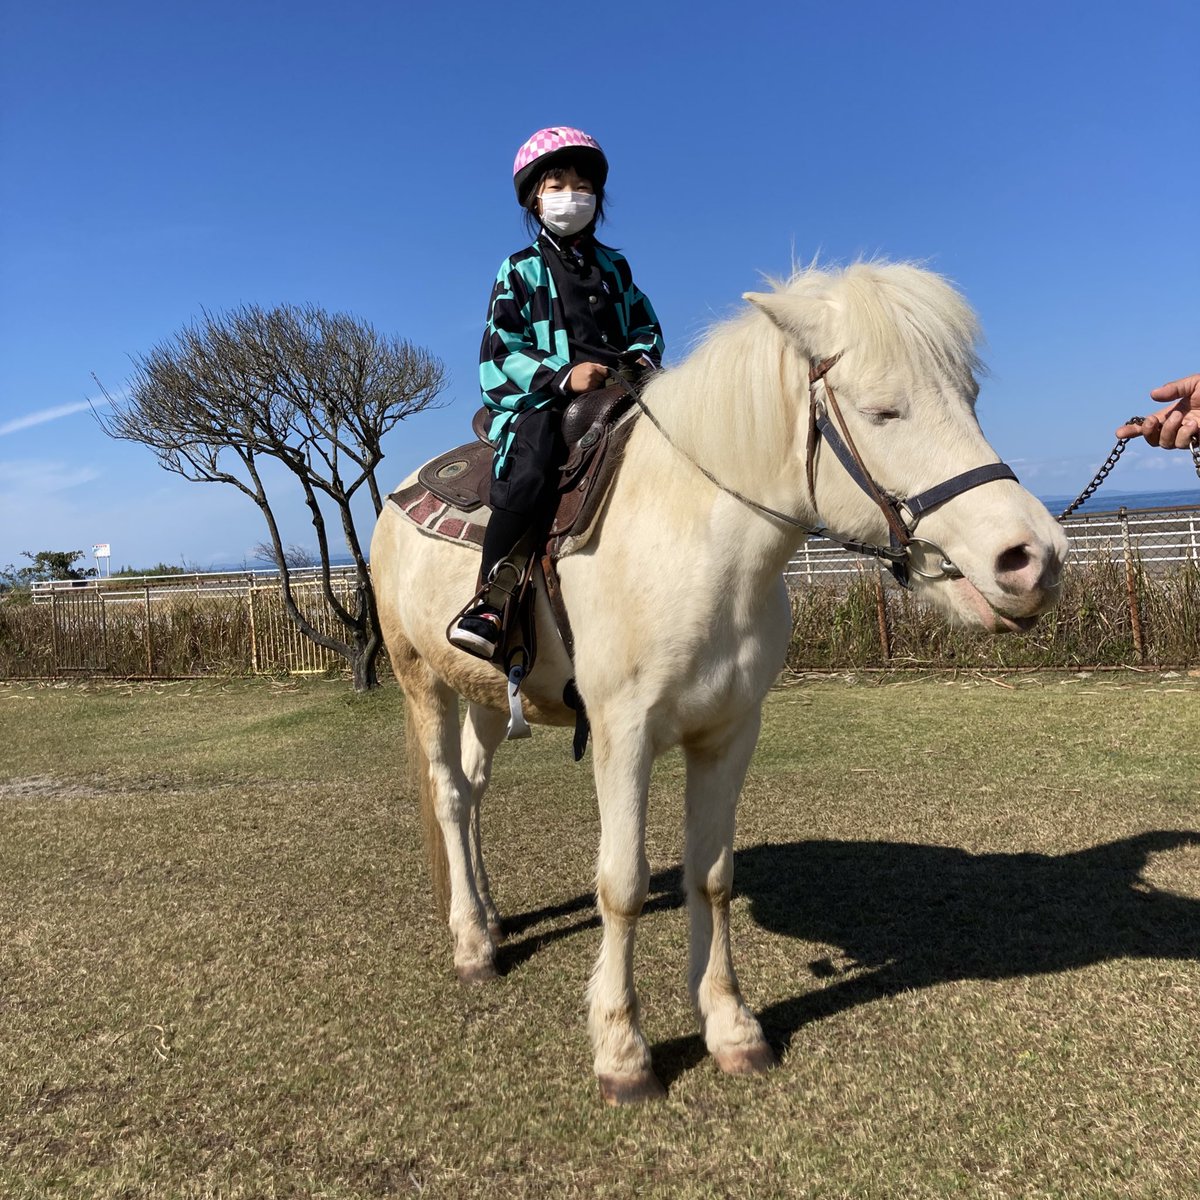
[448,605,502,658]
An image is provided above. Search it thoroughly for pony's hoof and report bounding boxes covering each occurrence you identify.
[456,960,498,985]
[714,1042,778,1076]
[598,1070,666,1106]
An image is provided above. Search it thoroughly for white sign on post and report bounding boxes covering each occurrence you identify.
[92,543,111,578]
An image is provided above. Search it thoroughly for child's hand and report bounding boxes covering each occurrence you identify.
[567,362,609,394]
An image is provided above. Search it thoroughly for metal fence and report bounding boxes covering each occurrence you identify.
[785,503,1200,586]
[29,564,361,605]
[4,577,362,679]
[4,504,1198,679]
[245,580,363,674]
[1049,505,1200,571]
[783,502,1200,669]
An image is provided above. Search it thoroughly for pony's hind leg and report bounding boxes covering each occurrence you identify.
[587,720,664,1104]
[407,668,498,984]
[461,702,508,942]
[683,712,777,1076]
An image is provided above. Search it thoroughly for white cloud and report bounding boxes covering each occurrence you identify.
[1005,454,1100,486]
[1007,446,1200,494]
[0,458,101,493]
[1116,445,1200,478]
[0,393,118,438]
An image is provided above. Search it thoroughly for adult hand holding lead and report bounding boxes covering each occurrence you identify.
[1116,375,1200,448]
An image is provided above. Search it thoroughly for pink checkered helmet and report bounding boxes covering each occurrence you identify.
[512,126,608,206]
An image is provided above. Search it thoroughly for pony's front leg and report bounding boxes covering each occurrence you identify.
[587,723,663,1104]
[684,712,777,1076]
[461,702,508,942]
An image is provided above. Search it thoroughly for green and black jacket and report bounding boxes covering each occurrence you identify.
[479,238,664,472]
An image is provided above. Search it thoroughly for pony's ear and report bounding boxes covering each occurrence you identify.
[743,292,786,324]
[743,291,822,352]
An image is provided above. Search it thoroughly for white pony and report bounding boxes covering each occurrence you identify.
[370,262,1068,1104]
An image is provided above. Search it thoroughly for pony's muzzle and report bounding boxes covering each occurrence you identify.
[986,528,1068,618]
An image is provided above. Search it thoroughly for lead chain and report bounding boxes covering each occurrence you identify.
[1056,417,1200,521]
[1056,419,1139,520]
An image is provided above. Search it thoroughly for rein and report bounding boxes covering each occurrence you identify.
[627,356,1019,589]
[628,388,819,532]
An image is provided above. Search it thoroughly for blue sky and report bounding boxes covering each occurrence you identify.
[2,0,1197,572]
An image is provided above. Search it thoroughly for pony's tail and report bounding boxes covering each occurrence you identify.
[407,698,450,921]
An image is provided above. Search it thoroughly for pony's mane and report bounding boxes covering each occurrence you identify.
[784,260,983,382]
[648,261,984,485]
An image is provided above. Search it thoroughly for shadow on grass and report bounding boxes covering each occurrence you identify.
[497,876,683,974]
[500,831,1200,1086]
[736,830,1200,1060]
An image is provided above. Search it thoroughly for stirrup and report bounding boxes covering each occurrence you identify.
[505,660,531,739]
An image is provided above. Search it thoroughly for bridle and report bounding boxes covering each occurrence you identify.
[805,353,1019,587]
[627,354,1019,590]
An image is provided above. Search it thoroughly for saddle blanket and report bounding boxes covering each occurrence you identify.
[388,482,486,549]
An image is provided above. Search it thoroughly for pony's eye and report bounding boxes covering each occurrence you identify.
[864,409,901,424]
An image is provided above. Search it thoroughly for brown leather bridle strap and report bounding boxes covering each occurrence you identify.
[805,354,838,505]
[807,354,843,385]
[807,352,911,550]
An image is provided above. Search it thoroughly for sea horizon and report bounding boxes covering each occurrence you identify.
[1035,485,1200,518]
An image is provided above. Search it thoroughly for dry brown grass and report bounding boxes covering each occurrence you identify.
[788,561,1200,670]
[2,674,1199,1197]
[4,560,1198,682]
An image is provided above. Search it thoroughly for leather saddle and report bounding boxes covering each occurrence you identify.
[415,380,639,560]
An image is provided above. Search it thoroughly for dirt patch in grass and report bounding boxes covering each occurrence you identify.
[0,776,106,800]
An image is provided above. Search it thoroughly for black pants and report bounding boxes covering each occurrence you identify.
[480,406,567,583]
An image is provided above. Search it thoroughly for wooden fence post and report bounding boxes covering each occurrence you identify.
[248,584,259,673]
[874,563,891,663]
[1119,507,1145,664]
[50,589,59,676]
[144,585,154,676]
[99,591,110,672]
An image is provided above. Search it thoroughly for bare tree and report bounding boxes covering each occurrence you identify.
[252,541,317,570]
[96,304,446,690]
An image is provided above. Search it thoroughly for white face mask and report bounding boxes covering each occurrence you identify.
[539,190,597,236]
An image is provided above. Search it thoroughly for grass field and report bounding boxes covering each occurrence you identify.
[3,672,1200,1198]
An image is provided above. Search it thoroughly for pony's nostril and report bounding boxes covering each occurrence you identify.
[996,545,1032,576]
